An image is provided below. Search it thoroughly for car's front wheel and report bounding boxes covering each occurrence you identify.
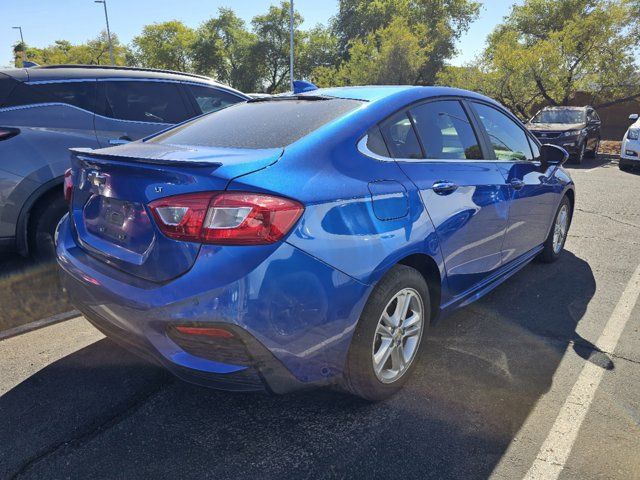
[344,265,430,401]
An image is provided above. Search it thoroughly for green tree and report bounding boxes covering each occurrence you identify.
[192,8,264,92]
[322,18,430,86]
[251,1,303,93]
[14,32,128,67]
[131,21,196,71]
[298,25,340,82]
[442,0,640,116]
[332,0,480,84]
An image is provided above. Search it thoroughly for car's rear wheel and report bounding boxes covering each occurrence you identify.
[538,196,572,263]
[29,192,67,260]
[344,265,429,401]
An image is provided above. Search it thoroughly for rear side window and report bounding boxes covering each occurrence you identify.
[379,111,423,159]
[0,73,19,107]
[472,102,534,161]
[101,81,191,124]
[365,126,390,157]
[185,84,243,114]
[409,100,482,160]
[2,80,97,112]
[150,98,363,149]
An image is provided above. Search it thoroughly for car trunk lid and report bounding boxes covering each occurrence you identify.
[68,143,282,283]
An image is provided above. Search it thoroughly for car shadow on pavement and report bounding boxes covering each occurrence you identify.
[0,251,598,480]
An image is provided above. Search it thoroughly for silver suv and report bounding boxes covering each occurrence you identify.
[0,65,248,257]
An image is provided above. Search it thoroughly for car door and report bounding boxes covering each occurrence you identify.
[94,80,193,147]
[384,99,510,298]
[469,101,559,264]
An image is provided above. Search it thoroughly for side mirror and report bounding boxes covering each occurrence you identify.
[629,114,639,122]
[540,144,569,169]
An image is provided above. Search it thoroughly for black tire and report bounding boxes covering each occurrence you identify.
[538,196,572,263]
[28,191,67,260]
[586,138,599,158]
[573,141,585,164]
[344,265,430,401]
[619,162,630,172]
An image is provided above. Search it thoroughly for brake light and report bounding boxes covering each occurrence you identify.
[175,326,234,338]
[148,191,304,245]
[0,127,20,141]
[63,169,73,204]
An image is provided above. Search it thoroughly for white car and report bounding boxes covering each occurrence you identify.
[620,113,640,171]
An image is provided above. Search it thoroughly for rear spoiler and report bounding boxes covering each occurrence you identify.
[70,146,223,167]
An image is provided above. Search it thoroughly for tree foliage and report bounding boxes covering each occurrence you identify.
[131,21,196,72]
[13,31,128,67]
[440,0,640,117]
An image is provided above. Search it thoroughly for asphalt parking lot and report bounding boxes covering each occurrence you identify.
[1,155,639,480]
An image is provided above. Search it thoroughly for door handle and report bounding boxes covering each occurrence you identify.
[109,136,132,146]
[432,180,459,195]
[510,179,525,190]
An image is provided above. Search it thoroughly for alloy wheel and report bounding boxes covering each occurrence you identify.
[553,204,569,254]
[372,288,424,384]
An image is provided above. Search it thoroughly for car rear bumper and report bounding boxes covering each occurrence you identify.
[56,215,370,393]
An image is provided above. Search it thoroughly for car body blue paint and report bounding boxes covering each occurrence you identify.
[57,85,575,392]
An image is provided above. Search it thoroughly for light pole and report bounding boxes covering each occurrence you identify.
[289,0,294,91]
[12,26,26,66]
[94,0,115,65]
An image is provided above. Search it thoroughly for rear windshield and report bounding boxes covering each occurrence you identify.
[148,97,364,149]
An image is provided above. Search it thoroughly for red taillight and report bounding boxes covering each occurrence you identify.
[148,191,304,245]
[175,326,234,338]
[0,127,20,141]
[63,168,73,204]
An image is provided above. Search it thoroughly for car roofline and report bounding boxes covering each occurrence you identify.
[32,64,212,81]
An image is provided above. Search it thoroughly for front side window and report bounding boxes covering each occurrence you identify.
[409,100,482,160]
[3,80,96,112]
[185,84,243,115]
[473,103,534,161]
[101,81,190,124]
[379,111,422,159]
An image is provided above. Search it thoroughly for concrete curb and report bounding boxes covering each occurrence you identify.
[0,310,81,341]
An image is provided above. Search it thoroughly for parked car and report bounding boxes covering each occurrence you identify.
[526,105,601,164]
[619,113,640,171]
[0,65,248,258]
[57,86,574,400]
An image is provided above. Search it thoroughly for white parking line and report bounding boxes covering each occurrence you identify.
[522,262,640,479]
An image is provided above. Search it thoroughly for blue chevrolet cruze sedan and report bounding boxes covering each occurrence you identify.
[56,86,574,400]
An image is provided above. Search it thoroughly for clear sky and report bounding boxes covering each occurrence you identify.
[0,0,516,69]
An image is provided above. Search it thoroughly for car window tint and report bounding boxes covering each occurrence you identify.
[3,80,97,112]
[409,100,482,160]
[472,102,534,161]
[0,73,19,107]
[149,98,363,149]
[379,111,422,159]
[185,84,243,114]
[102,81,190,124]
[365,126,390,157]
